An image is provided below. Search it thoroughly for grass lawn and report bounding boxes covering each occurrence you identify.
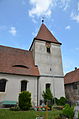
[0,109,62,119]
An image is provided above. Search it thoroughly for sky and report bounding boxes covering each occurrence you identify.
[0,0,79,74]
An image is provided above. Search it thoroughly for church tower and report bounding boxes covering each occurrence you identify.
[30,23,65,105]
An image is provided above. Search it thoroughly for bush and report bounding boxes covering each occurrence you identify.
[53,97,67,106]
[19,91,32,110]
[42,88,53,103]
[62,104,74,118]
[59,97,67,106]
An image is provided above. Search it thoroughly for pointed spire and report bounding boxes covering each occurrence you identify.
[35,24,61,45]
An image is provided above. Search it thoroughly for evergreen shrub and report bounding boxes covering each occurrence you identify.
[19,91,32,110]
[42,88,53,102]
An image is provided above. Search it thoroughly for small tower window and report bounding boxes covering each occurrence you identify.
[46,83,51,90]
[46,42,51,53]
[47,47,50,53]
[21,80,27,92]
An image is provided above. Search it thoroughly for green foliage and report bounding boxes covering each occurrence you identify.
[19,91,32,110]
[59,97,67,106]
[62,104,74,118]
[53,97,67,106]
[42,88,53,102]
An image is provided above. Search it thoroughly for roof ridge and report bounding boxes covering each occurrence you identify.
[0,45,30,52]
[65,68,79,76]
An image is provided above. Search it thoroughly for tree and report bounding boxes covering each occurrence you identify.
[42,88,53,103]
[19,91,32,110]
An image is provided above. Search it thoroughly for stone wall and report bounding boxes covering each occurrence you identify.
[65,82,79,104]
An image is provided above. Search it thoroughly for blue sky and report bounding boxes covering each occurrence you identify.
[0,0,79,74]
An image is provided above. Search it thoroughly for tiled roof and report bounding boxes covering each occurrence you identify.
[0,45,39,76]
[35,24,61,45]
[64,68,79,84]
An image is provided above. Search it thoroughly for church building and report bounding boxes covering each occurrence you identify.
[0,23,65,107]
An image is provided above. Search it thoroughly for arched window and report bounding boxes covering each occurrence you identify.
[0,79,7,92]
[21,80,27,92]
[46,83,51,90]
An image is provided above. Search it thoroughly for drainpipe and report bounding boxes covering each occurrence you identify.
[37,76,39,107]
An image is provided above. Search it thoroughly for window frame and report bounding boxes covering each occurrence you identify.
[0,79,7,92]
[21,80,27,92]
[46,42,51,53]
[46,83,51,90]
[47,47,50,53]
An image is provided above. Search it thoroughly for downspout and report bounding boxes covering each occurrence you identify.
[37,76,39,106]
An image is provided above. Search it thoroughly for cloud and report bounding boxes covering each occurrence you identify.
[29,0,54,18]
[71,12,79,23]
[28,0,79,24]
[9,27,17,36]
[28,0,70,18]
[65,25,71,30]
[59,0,70,10]
[32,18,37,24]
[70,1,79,23]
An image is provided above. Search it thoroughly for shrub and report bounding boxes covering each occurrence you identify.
[53,97,67,106]
[59,97,67,106]
[42,88,53,103]
[62,104,74,118]
[19,91,32,110]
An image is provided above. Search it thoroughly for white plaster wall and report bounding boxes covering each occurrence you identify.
[34,40,63,76]
[31,40,65,103]
[38,77,65,104]
[52,77,65,98]
[0,74,37,106]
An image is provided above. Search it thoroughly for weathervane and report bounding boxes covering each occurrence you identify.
[42,16,45,23]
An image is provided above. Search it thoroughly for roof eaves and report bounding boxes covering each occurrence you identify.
[35,38,62,45]
[0,72,40,77]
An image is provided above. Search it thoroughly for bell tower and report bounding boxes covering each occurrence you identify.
[30,23,65,104]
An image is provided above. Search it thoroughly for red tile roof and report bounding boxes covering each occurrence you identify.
[64,68,79,84]
[0,45,39,76]
[35,24,61,45]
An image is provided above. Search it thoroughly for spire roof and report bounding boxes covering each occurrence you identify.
[35,24,61,45]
